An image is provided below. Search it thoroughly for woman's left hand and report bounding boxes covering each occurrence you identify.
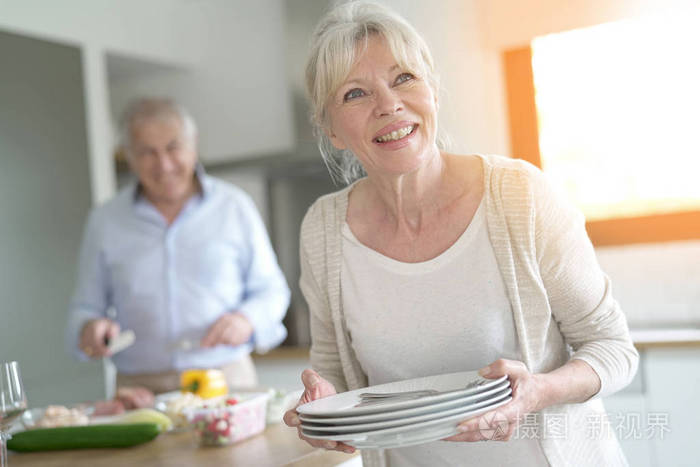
[444,359,548,442]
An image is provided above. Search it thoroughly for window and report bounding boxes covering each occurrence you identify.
[504,12,700,245]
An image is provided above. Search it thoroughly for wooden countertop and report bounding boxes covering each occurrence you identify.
[253,346,310,361]
[631,327,700,349]
[8,423,358,467]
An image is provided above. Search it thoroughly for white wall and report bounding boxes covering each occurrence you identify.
[285,0,329,97]
[476,0,700,50]
[0,0,295,203]
[596,241,700,326]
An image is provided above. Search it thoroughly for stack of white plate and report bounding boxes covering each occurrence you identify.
[297,371,512,450]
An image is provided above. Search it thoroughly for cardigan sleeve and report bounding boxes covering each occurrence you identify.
[299,202,349,393]
[527,164,639,399]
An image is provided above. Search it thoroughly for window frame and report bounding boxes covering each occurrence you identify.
[503,46,700,246]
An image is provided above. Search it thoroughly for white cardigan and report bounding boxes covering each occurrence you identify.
[298,154,639,466]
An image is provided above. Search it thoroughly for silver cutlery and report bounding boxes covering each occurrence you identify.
[359,378,488,402]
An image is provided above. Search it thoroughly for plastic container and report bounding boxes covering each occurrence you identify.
[154,391,205,430]
[265,388,304,425]
[186,392,269,446]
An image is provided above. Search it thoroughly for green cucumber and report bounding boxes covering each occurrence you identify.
[117,408,173,432]
[7,423,160,452]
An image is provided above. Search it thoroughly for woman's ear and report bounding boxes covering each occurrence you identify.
[325,126,347,150]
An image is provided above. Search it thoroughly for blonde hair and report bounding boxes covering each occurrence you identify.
[305,1,445,184]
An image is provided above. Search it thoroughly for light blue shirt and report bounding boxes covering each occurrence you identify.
[66,169,290,374]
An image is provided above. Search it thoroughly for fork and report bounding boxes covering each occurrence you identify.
[359,378,486,400]
[358,389,439,399]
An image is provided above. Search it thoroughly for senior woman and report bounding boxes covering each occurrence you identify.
[284,2,638,466]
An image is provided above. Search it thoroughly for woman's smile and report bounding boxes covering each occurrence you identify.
[326,35,439,175]
[373,123,418,144]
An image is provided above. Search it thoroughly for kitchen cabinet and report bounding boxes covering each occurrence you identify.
[603,362,652,467]
[604,344,700,467]
[644,347,700,467]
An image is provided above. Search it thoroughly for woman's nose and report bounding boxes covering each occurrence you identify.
[374,87,403,117]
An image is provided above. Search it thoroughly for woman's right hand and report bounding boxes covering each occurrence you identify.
[283,369,356,454]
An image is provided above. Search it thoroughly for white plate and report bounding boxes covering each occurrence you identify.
[299,379,510,426]
[353,424,457,449]
[302,394,512,449]
[300,387,511,433]
[297,371,507,417]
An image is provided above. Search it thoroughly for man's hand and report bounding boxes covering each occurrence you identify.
[80,318,120,358]
[200,312,253,348]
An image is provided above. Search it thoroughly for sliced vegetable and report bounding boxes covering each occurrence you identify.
[7,423,160,452]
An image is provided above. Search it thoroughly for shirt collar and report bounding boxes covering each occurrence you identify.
[195,163,213,199]
[130,162,211,203]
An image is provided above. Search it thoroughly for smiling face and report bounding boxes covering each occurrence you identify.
[127,116,198,207]
[325,34,440,177]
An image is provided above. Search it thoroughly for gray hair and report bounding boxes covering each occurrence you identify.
[119,97,197,158]
[305,0,446,185]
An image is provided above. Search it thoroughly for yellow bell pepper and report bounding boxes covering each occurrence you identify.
[180,369,228,399]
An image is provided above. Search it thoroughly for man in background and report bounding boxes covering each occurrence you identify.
[66,98,290,407]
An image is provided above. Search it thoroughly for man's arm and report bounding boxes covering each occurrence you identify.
[234,194,291,353]
[65,210,112,360]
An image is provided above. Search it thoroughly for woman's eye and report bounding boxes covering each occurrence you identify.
[343,88,365,102]
[394,72,415,85]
